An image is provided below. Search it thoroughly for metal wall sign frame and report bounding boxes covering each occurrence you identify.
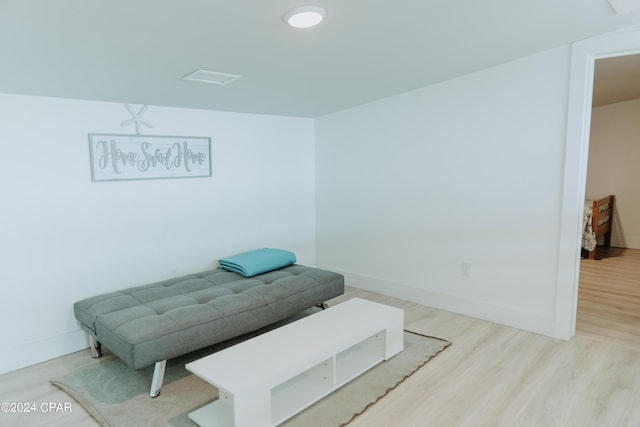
[89,133,212,182]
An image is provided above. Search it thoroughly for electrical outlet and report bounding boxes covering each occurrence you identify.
[461,262,472,277]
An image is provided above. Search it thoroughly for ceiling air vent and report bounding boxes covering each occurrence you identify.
[182,69,242,85]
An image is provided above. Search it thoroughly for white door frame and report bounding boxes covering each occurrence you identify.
[555,27,640,340]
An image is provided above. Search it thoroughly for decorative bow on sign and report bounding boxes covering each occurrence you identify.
[120,104,154,135]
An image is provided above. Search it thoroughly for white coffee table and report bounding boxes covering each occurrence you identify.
[185,297,404,427]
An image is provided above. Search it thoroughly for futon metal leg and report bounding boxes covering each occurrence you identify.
[89,335,102,358]
[316,302,329,310]
[149,360,167,398]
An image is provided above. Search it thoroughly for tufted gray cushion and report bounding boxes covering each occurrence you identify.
[74,265,344,369]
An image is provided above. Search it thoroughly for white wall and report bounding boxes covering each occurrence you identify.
[315,46,571,337]
[588,98,640,249]
[0,94,315,374]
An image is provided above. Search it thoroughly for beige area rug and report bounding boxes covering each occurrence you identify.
[52,321,450,427]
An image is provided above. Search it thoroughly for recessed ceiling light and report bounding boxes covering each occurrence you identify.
[283,6,326,28]
[182,69,242,86]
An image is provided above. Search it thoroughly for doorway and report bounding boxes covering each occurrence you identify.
[555,27,640,341]
[574,54,640,349]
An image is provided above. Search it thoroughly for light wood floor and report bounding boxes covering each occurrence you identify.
[577,246,640,351]
[2,267,640,426]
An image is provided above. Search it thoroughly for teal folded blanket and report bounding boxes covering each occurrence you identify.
[218,248,297,277]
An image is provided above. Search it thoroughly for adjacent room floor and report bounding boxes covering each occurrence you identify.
[577,246,640,351]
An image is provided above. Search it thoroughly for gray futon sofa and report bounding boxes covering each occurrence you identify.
[74,264,344,396]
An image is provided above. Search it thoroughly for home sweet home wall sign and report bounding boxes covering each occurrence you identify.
[89,134,212,182]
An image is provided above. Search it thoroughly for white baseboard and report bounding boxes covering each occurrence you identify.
[322,266,557,338]
[1,329,88,375]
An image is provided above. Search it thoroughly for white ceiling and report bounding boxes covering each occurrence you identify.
[593,53,640,107]
[2,0,640,117]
